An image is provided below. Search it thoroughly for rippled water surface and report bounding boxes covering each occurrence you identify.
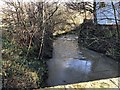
[47,34,120,86]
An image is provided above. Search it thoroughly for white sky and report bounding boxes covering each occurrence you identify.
[0,0,94,3]
[0,0,118,10]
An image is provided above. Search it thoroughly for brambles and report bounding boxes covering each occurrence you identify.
[78,20,120,61]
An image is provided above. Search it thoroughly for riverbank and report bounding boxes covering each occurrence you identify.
[2,29,53,88]
[78,20,120,62]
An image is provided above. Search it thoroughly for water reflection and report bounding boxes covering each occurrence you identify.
[63,58,92,73]
[47,34,119,86]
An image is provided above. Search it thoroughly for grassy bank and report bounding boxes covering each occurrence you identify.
[2,37,46,88]
[2,29,52,88]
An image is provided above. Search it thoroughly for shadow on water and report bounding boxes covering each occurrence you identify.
[47,34,120,87]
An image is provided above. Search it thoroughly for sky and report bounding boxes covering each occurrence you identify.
[0,0,118,12]
[0,0,94,3]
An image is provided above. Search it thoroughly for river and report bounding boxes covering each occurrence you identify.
[47,34,120,86]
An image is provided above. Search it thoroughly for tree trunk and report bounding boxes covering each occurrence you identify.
[111,1,120,39]
[38,2,46,60]
[93,0,97,25]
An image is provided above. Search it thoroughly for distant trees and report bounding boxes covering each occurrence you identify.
[65,1,93,19]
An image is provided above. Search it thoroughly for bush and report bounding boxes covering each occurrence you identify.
[2,29,49,88]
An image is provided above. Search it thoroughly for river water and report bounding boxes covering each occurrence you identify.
[47,34,120,86]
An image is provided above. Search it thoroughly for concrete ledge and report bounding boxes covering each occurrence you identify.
[46,77,120,89]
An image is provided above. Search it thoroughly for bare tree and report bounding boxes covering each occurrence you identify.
[65,1,93,20]
[2,0,59,60]
[111,1,120,39]
[93,0,97,24]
